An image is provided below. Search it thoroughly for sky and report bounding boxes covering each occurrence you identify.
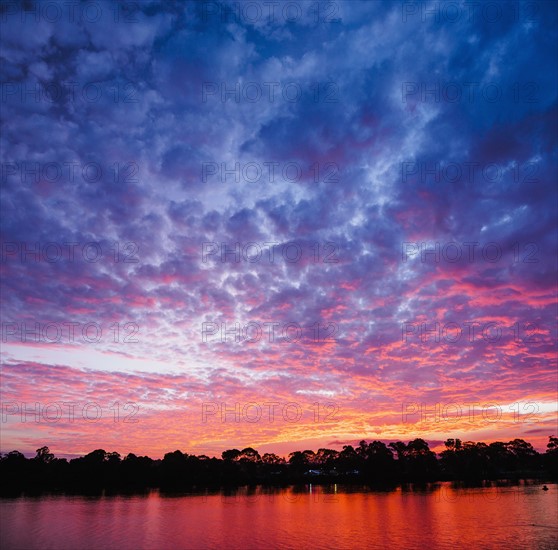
[0,0,557,459]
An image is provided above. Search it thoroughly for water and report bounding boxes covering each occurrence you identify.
[1,483,556,549]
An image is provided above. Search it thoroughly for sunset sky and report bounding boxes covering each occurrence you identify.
[1,0,557,459]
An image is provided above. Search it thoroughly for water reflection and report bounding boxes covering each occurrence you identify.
[1,483,556,549]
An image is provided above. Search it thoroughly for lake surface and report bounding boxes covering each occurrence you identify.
[1,483,556,549]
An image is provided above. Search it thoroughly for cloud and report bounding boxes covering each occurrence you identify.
[1,0,556,456]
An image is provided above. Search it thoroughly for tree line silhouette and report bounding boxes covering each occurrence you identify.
[1,436,556,493]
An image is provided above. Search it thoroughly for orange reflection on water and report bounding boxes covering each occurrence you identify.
[1,483,556,549]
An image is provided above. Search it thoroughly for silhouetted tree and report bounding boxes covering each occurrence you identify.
[238,448,261,463]
[338,445,360,471]
[35,446,54,464]
[405,439,438,480]
[360,441,395,482]
[288,450,315,474]
[545,436,558,478]
[0,437,553,493]
[262,453,285,465]
[314,448,339,470]
[506,439,538,472]
[222,449,241,461]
